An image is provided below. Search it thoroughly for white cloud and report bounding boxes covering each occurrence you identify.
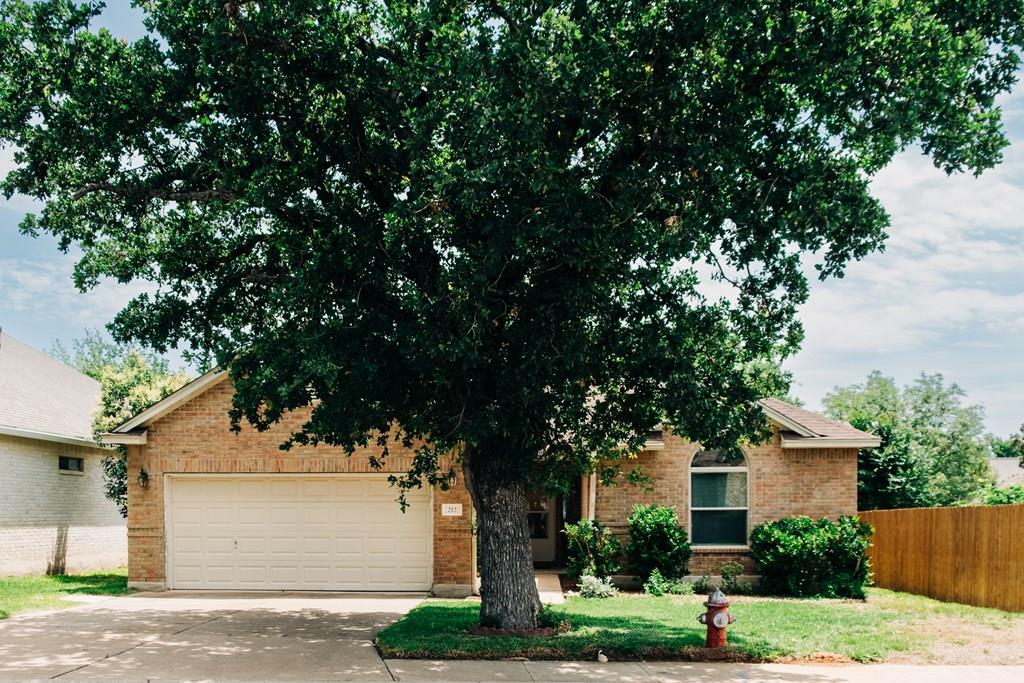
[0,254,150,328]
[787,87,1024,433]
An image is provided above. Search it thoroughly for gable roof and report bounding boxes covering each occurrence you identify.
[758,397,880,448]
[104,369,879,450]
[0,329,103,448]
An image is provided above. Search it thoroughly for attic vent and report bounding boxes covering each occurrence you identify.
[646,429,664,443]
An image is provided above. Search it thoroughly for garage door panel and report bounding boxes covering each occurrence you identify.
[267,505,301,525]
[302,479,334,497]
[300,536,332,555]
[169,476,432,591]
[236,504,270,524]
[334,537,365,555]
[302,505,335,525]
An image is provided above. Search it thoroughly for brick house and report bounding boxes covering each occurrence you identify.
[102,371,878,594]
[0,329,127,575]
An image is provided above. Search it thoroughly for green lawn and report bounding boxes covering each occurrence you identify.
[0,569,130,619]
[376,588,1024,663]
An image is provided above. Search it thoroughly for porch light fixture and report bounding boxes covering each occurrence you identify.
[137,468,150,489]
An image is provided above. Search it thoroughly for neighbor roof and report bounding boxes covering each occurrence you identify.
[990,458,1024,488]
[0,329,103,447]
[758,397,881,448]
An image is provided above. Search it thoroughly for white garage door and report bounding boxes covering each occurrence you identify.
[167,476,431,591]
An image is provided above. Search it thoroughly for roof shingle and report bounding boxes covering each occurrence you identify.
[758,397,877,440]
[0,329,100,440]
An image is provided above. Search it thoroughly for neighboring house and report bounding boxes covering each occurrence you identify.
[102,372,879,594]
[990,458,1024,488]
[0,330,127,575]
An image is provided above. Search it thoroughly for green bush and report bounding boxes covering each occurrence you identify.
[642,568,670,596]
[667,578,694,595]
[980,485,1024,505]
[719,560,751,595]
[626,504,692,580]
[563,519,621,579]
[577,574,617,598]
[749,516,873,599]
[692,574,712,594]
[643,568,695,596]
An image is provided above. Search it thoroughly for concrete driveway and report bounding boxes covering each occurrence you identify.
[0,591,424,681]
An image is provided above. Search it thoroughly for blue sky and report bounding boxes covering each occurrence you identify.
[1,4,1022,436]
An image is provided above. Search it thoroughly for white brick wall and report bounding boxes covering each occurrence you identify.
[0,434,127,575]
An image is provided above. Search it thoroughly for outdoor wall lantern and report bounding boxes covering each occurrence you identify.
[137,467,150,489]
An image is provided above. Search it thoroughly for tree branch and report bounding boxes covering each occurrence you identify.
[72,182,235,203]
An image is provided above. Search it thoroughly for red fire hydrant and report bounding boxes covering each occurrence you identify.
[697,588,736,647]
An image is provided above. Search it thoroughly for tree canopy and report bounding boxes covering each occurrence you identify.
[990,425,1024,461]
[824,371,995,509]
[4,0,1022,628]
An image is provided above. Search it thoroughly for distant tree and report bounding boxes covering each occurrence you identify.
[989,425,1024,464]
[51,328,177,380]
[824,372,994,509]
[979,485,1024,506]
[824,372,927,510]
[904,374,993,506]
[52,331,190,516]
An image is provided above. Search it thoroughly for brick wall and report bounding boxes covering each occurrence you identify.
[594,428,858,575]
[0,433,127,575]
[127,377,474,591]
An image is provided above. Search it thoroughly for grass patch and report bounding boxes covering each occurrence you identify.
[376,588,1024,663]
[0,568,130,619]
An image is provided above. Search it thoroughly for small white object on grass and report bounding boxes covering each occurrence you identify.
[597,650,608,663]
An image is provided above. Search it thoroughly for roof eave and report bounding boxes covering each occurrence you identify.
[780,435,882,449]
[0,424,106,449]
[99,430,148,445]
[757,400,817,437]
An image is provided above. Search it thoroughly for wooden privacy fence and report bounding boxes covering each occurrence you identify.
[860,504,1024,612]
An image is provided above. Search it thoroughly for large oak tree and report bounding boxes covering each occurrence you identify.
[2,0,1021,628]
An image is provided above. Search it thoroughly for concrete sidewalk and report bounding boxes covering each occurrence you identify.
[383,660,1024,683]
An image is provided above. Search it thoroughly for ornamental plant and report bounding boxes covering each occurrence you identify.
[626,504,692,580]
[563,519,621,579]
[749,516,873,599]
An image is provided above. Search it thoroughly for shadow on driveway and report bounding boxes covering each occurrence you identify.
[0,592,424,680]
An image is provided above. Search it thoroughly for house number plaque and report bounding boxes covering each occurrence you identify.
[441,503,463,516]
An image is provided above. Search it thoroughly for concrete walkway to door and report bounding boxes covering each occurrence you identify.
[0,591,424,680]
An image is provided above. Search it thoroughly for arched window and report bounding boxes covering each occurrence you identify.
[690,449,748,546]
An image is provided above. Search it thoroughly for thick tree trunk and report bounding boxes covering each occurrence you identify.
[464,452,542,630]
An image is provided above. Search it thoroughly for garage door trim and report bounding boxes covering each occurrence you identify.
[163,473,434,591]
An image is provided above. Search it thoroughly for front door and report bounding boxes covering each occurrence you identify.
[527,492,557,563]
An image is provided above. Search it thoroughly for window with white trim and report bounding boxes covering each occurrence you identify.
[689,449,748,546]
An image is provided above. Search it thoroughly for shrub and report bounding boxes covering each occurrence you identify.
[692,575,712,594]
[578,574,617,598]
[719,560,747,594]
[626,504,692,580]
[643,568,669,596]
[563,519,621,579]
[667,578,694,595]
[644,568,694,596]
[749,515,873,599]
